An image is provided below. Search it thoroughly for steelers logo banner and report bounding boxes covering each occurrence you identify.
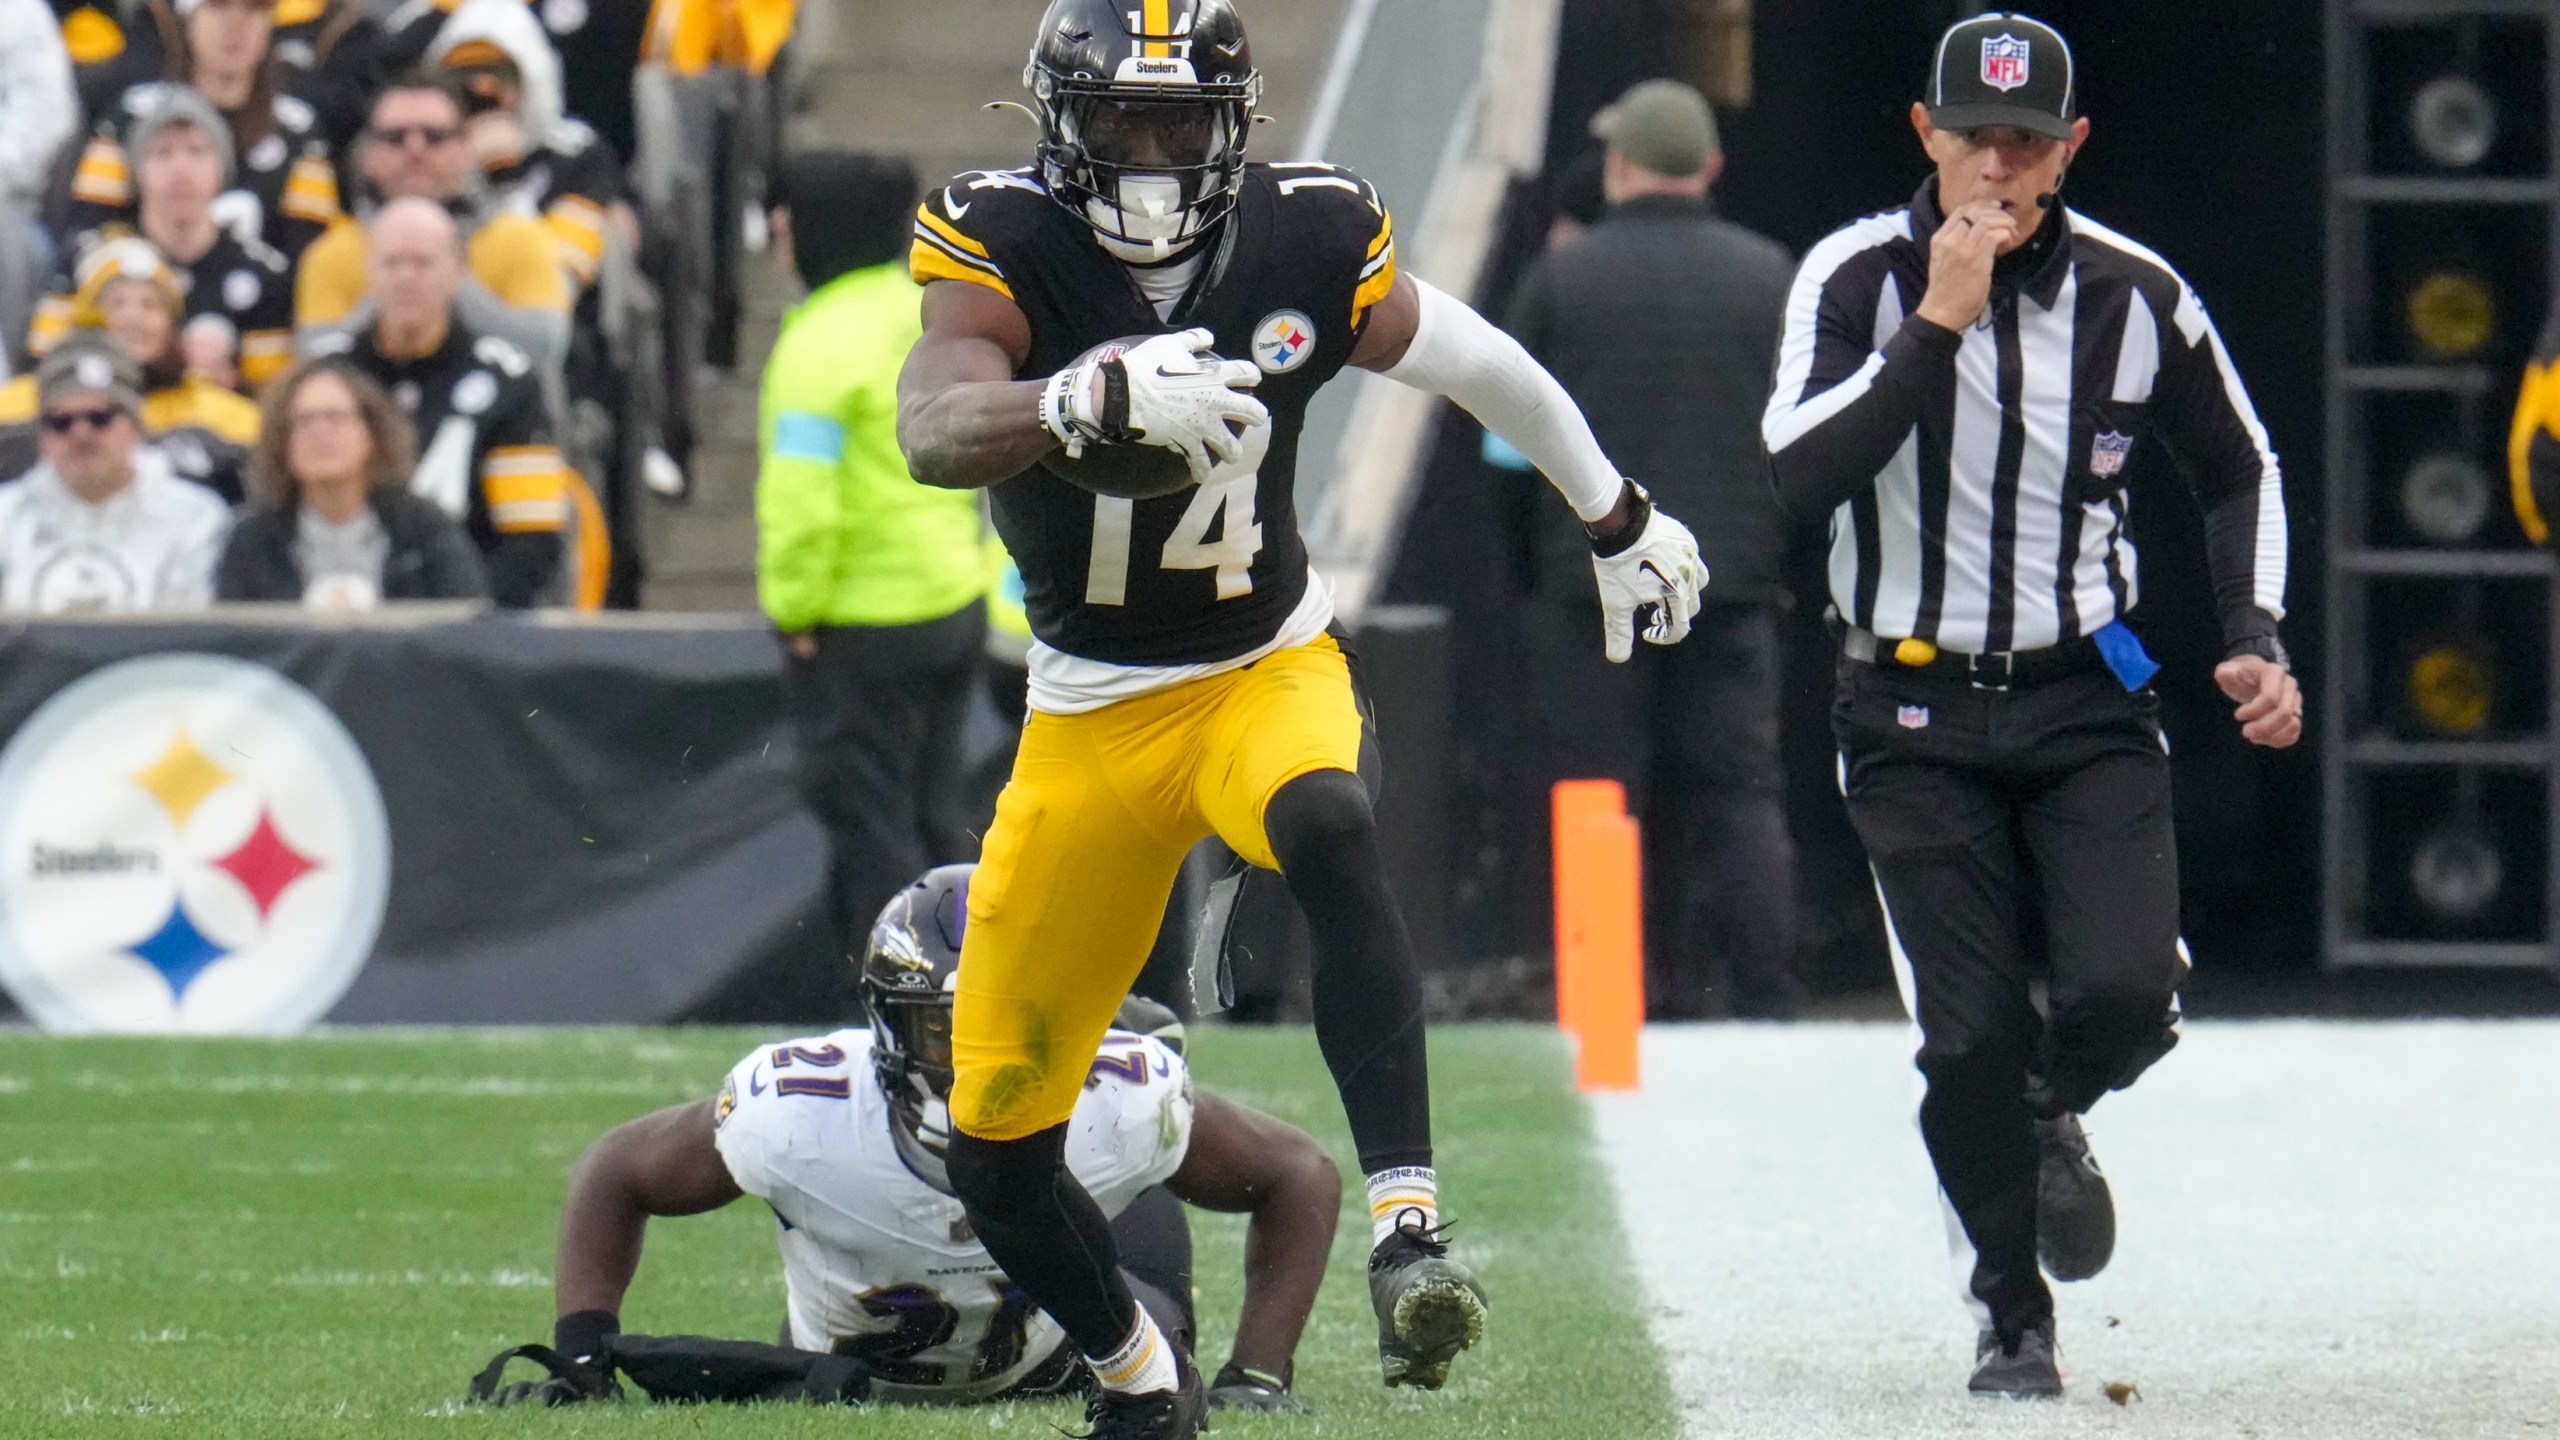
[0,654,391,1034]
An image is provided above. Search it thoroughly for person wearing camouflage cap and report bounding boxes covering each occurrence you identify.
[0,334,231,612]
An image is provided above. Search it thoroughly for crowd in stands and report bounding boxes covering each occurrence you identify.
[0,0,777,615]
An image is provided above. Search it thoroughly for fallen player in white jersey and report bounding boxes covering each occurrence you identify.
[471,864,1341,1415]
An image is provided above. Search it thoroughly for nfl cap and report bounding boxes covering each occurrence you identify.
[1927,11,2075,141]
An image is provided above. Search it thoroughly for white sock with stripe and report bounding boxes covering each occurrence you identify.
[1088,1307,1180,1396]
[1366,1165,1440,1248]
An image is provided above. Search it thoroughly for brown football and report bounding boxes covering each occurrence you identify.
[1036,336,1200,501]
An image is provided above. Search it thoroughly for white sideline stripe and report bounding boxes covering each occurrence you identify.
[1293,0,1383,162]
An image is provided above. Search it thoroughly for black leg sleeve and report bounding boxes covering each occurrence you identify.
[946,1125,1139,1360]
[1264,769,1433,1175]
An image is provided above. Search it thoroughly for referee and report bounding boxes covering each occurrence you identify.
[1762,11,2301,1398]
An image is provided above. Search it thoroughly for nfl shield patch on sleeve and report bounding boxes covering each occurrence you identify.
[2091,430,2136,478]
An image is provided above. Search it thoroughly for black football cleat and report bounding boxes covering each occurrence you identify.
[1368,1212,1487,1389]
[1075,1353,1207,1440]
[1969,1318,2063,1399]
[2035,1112,2116,1282]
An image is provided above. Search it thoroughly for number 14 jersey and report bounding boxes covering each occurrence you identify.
[711,1028,1192,1401]
[910,163,1398,712]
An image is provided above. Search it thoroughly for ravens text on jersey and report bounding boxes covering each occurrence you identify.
[910,161,1394,673]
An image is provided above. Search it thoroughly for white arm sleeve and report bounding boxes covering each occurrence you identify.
[1377,277,1622,523]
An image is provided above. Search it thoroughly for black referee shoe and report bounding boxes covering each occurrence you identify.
[1970,1318,2063,1399]
[2035,1113,2116,1282]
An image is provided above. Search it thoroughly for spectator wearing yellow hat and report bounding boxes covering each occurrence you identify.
[0,239,259,500]
[29,88,296,387]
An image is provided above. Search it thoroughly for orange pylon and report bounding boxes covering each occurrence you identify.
[1551,780,1643,1091]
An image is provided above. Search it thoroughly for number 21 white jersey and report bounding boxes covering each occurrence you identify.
[710,1027,1192,1402]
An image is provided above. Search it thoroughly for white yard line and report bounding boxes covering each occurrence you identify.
[1594,1021,2560,1440]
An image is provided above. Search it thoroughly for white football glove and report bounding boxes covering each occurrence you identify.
[1589,484,1709,662]
[1040,328,1270,482]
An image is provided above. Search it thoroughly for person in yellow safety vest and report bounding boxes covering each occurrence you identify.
[757,150,984,1001]
[2509,313,2560,546]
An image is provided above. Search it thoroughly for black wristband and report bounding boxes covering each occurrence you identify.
[554,1309,618,1368]
[1096,357,1133,436]
[1585,480,1653,558]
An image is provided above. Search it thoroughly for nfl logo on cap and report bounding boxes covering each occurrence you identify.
[1982,33,2031,91]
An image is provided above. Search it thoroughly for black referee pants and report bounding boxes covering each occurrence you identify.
[1833,657,2186,1339]
[782,602,987,994]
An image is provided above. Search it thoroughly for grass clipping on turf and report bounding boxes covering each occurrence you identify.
[0,1025,1677,1439]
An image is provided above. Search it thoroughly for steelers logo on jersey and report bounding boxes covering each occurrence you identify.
[451,370,499,417]
[1252,310,1317,374]
[222,268,262,312]
[246,134,288,174]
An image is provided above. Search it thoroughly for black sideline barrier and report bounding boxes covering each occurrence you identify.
[0,610,832,1032]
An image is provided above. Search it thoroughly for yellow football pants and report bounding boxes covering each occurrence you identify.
[951,635,1365,1140]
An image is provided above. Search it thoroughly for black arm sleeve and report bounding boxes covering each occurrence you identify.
[1763,271,1962,523]
[2146,285,2288,653]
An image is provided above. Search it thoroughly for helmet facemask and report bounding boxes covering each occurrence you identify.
[870,989,957,1153]
[1031,71,1257,263]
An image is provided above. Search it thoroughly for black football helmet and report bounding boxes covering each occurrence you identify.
[1024,0,1260,263]
[860,864,967,1116]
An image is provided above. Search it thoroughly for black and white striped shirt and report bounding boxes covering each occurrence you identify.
[1762,180,2286,657]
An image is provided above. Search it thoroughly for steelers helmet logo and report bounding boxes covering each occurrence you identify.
[1252,310,1316,374]
[0,655,391,1034]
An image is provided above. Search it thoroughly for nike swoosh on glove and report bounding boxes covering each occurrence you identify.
[1590,489,1709,663]
[1044,328,1270,483]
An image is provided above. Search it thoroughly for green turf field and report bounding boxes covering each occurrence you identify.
[0,1023,1675,1439]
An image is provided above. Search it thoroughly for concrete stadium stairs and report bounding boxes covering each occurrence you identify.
[640,0,1346,614]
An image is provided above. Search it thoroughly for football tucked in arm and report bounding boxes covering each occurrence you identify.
[1038,333,1266,500]
[1040,440,1197,500]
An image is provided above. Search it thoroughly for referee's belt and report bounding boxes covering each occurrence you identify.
[1843,626,2103,690]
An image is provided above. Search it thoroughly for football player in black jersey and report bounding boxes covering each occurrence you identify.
[896,3,1708,1432]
